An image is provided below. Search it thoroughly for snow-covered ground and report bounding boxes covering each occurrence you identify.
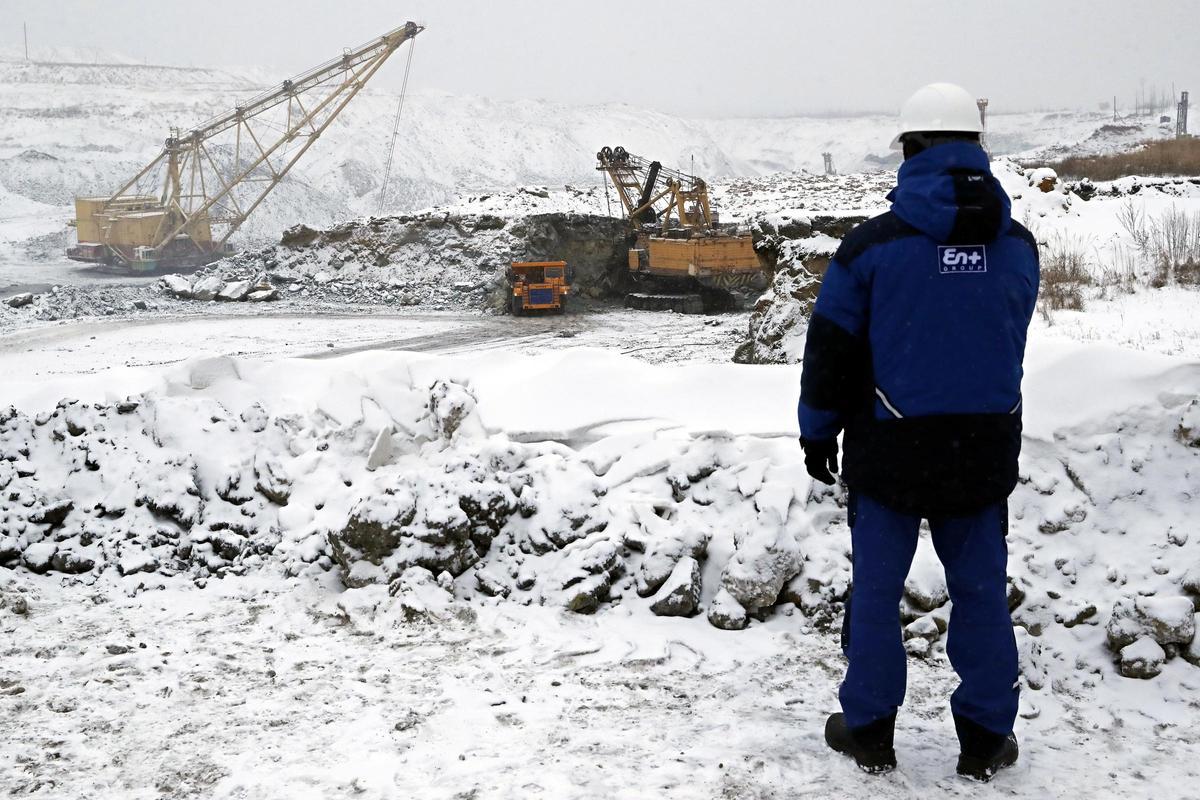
[2,338,1199,799]
[4,49,1200,800]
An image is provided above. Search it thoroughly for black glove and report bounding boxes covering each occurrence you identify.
[800,437,839,485]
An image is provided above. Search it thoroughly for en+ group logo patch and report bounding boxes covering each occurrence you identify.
[938,245,988,274]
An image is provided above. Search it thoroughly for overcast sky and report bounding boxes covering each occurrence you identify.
[6,1,1197,117]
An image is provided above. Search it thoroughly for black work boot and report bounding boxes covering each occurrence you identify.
[954,715,1018,781]
[824,712,897,773]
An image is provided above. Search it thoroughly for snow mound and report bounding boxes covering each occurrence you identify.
[2,341,1199,700]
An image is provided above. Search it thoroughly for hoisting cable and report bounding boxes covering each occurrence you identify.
[377,36,418,215]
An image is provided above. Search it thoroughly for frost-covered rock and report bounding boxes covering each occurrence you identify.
[904,637,932,658]
[21,542,56,574]
[1027,167,1059,192]
[1139,597,1196,646]
[253,455,291,506]
[329,483,479,589]
[1106,596,1196,652]
[649,556,702,617]
[707,587,749,631]
[1179,400,1200,447]
[1119,637,1166,679]
[50,549,95,575]
[904,544,949,612]
[427,380,477,440]
[117,549,159,576]
[735,215,865,365]
[388,566,458,621]
[903,614,940,641]
[734,259,820,365]
[4,292,34,308]
[719,526,801,613]
[636,522,709,597]
[553,538,623,614]
[191,275,224,301]
[160,274,193,298]
[216,280,252,301]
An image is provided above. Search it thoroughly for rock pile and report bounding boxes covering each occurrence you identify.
[0,361,826,630]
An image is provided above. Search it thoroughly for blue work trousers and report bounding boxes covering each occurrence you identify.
[839,491,1019,735]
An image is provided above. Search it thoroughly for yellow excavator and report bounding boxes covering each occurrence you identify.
[596,145,765,313]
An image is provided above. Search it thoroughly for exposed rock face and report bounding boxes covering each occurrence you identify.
[734,214,867,365]
[250,212,632,311]
[507,214,631,298]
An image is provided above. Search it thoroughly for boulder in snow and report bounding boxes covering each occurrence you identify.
[4,293,34,308]
[21,542,57,574]
[50,549,96,575]
[904,542,949,612]
[191,276,224,301]
[707,587,749,631]
[1179,400,1200,448]
[636,523,709,597]
[650,556,702,617]
[217,280,252,302]
[328,479,485,589]
[719,527,801,613]
[427,380,477,440]
[1119,637,1166,679]
[1106,595,1196,653]
[160,274,193,298]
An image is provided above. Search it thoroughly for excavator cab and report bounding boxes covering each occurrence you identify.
[508,261,570,316]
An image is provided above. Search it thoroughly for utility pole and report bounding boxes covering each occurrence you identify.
[23,22,29,62]
[976,97,989,153]
[1179,91,1190,138]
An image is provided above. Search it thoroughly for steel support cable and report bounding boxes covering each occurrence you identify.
[378,37,418,214]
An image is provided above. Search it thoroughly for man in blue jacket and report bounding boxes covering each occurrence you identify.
[798,83,1039,781]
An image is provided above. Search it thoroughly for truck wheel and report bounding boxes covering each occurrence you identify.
[511,296,524,316]
[557,296,568,315]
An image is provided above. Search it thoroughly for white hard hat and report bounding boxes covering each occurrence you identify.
[890,82,983,150]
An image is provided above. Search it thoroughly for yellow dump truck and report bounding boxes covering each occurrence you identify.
[508,261,570,315]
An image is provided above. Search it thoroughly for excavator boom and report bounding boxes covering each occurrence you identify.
[69,22,424,273]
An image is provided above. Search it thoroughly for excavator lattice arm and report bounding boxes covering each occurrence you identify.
[82,22,423,268]
[596,145,713,232]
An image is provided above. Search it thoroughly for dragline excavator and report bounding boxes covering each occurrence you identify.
[68,22,423,273]
[596,146,765,313]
